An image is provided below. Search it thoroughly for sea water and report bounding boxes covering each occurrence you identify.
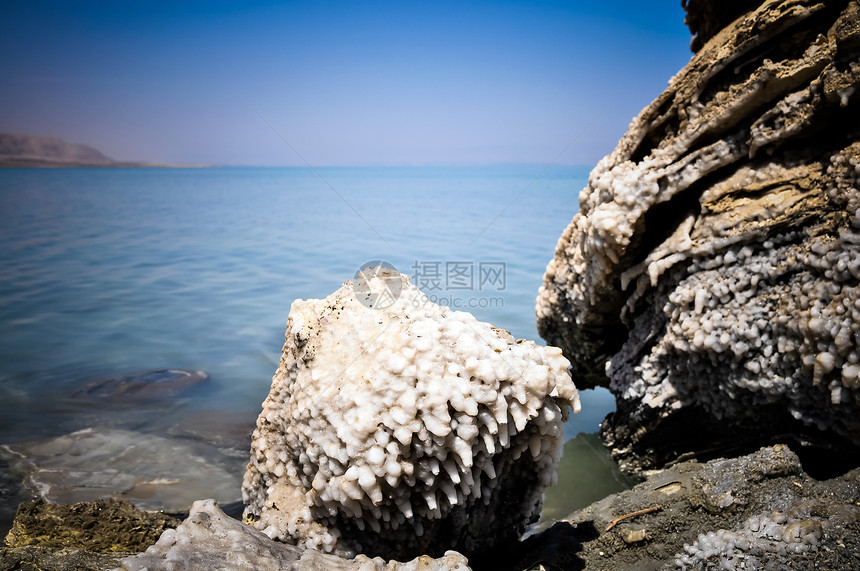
[0,165,631,533]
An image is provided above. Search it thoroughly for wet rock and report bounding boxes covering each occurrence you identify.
[0,427,242,512]
[1,499,178,571]
[72,368,208,400]
[490,445,860,570]
[243,271,580,559]
[537,0,860,473]
[118,499,471,571]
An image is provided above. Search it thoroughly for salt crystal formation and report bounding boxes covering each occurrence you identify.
[673,446,857,569]
[120,499,472,571]
[675,511,824,569]
[537,0,860,472]
[242,271,579,559]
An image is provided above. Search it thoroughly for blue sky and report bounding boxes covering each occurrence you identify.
[0,1,692,166]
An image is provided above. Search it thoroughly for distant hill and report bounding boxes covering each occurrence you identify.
[0,133,210,167]
[0,133,115,166]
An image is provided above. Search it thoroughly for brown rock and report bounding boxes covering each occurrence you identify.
[4,499,178,553]
[1,499,179,571]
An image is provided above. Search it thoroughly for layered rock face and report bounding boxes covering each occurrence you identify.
[243,271,579,559]
[537,0,860,472]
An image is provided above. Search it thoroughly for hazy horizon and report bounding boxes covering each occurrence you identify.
[1,1,692,167]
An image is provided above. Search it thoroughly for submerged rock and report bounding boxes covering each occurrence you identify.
[118,499,471,571]
[242,270,579,560]
[537,0,860,473]
[72,368,209,400]
[0,427,242,512]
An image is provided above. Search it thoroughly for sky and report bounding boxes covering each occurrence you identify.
[0,1,693,166]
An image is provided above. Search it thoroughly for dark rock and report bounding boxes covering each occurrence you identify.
[487,445,860,570]
[537,0,860,474]
[682,0,767,53]
[5,447,859,570]
[72,369,208,400]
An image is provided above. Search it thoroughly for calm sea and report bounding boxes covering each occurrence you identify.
[0,166,630,532]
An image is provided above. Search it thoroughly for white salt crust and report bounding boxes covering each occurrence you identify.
[119,499,472,571]
[605,146,860,438]
[242,273,579,557]
[675,510,824,570]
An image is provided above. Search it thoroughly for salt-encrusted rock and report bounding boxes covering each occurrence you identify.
[242,270,579,559]
[537,0,860,472]
[118,499,471,571]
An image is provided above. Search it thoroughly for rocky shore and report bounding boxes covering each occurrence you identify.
[4,445,858,570]
[1,499,179,570]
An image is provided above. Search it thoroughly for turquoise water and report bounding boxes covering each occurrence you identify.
[0,166,627,528]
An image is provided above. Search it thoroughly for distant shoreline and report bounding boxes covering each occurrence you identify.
[0,158,213,168]
[0,133,214,168]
